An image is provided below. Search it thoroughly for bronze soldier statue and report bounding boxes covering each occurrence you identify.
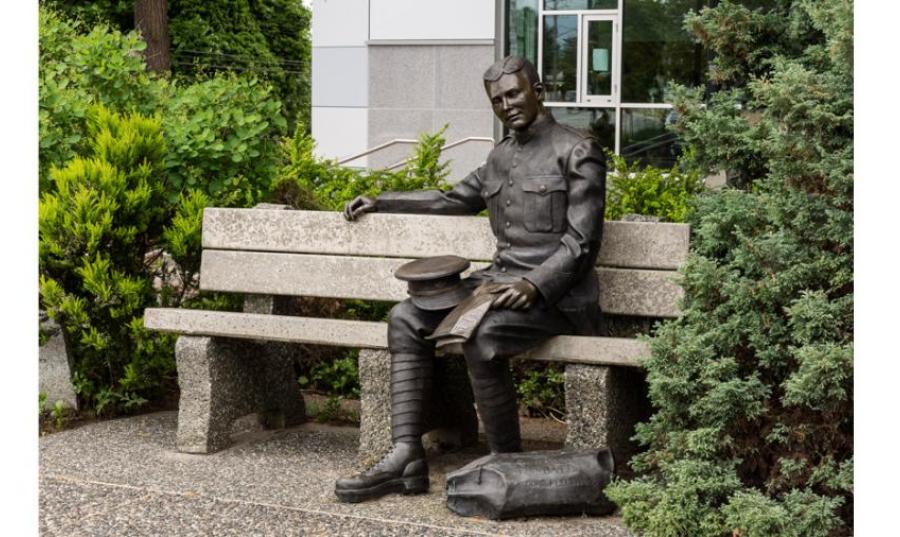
[335,55,607,503]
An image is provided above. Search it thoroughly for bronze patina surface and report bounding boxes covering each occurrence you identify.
[336,56,608,508]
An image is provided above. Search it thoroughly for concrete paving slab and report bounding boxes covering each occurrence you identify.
[40,412,632,536]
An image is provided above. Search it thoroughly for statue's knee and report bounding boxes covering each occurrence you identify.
[388,300,417,332]
[388,300,427,352]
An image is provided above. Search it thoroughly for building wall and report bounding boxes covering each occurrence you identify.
[311,0,370,165]
[369,0,495,41]
[366,44,495,180]
[312,0,498,181]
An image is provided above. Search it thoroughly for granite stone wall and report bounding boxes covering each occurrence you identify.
[367,44,496,182]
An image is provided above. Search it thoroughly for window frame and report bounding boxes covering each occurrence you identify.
[534,0,674,155]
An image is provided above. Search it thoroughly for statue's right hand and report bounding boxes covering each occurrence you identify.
[343,196,376,221]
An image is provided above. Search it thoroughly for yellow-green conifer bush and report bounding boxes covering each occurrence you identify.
[39,107,207,413]
[605,1,853,535]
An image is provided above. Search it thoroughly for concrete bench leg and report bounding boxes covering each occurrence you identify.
[358,349,392,465]
[175,336,305,454]
[357,350,478,465]
[242,294,306,431]
[564,364,650,470]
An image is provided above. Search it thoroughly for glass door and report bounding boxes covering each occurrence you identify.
[580,14,618,106]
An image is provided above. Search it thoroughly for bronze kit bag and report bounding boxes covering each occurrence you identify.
[446,449,616,520]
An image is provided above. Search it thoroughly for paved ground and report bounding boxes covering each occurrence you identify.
[40,412,632,536]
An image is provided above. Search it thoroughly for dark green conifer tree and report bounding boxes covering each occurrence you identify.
[605,1,853,535]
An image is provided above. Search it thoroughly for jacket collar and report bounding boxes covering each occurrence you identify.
[512,110,555,146]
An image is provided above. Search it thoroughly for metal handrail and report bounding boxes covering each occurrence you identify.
[337,136,495,169]
[384,136,495,171]
[336,139,418,165]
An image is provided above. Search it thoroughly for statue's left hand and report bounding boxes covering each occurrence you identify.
[491,279,538,310]
[343,196,377,221]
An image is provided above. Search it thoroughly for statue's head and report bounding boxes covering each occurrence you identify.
[483,56,545,132]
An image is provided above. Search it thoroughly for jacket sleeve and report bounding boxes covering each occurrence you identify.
[522,138,606,304]
[374,164,487,215]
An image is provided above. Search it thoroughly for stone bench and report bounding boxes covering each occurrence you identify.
[145,206,689,464]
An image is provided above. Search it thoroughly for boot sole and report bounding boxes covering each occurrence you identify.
[335,476,429,503]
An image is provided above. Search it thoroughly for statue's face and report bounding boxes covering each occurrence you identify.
[485,71,544,131]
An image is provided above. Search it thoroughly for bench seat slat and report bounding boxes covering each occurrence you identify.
[144,308,648,367]
[202,209,690,270]
[199,250,683,318]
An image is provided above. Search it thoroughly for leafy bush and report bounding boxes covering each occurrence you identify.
[39,8,162,188]
[40,0,312,130]
[605,153,705,223]
[604,1,853,535]
[39,107,182,413]
[167,0,312,130]
[514,364,566,420]
[38,8,289,414]
[40,7,287,205]
[161,74,286,205]
[274,123,452,211]
[301,354,361,399]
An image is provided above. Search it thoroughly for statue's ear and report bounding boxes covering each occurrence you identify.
[532,81,545,102]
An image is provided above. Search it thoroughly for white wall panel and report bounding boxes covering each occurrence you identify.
[369,0,495,41]
[312,47,368,107]
[312,0,369,47]
[312,107,369,165]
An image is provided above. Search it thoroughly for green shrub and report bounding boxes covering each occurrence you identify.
[40,107,178,413]
[605,153,705,223]
[166,0,311,130]
[161,74,286,205]
[39,9,292,415]
[301,354,361,399]
[39,8,162,188]
[41,0,312,131]
[274,123,451,211]
[40,7,287,206]
[604,1,853,535]
[514,364,566,420]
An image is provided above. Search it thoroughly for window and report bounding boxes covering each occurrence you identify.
[554,107,616,151]
[620,107,681,168]
[506,0,540,65]
[541,15,578,102]
[503,0,715,161]
[621,0,705,103]
[544,0,617,9]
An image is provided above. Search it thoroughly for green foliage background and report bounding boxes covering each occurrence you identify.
[40,107,181,413]
[604,1,853,535]
[41,0,311,130]
[605,153,705,223]
[38,7,286,412]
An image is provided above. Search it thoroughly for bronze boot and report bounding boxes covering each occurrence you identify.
[334,441,428,503]
[335,352,433,502]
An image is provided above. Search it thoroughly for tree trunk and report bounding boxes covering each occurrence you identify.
[134,0,171,72]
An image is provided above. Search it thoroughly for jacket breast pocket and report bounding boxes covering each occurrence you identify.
[481,179,504,235]
[522,175,567,232]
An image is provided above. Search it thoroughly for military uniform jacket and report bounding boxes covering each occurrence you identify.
[375,113,607,335]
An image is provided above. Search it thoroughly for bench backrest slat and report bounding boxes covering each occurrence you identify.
[200,250,684,318]
[202,209,689,270]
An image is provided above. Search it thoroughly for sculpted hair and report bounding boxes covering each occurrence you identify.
[483,55,541,86]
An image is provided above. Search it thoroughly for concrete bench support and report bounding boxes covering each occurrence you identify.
[564,364,650,467]
[358,349,478,465]
[175,336,305,453]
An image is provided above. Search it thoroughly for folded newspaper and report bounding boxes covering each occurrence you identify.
[426,283,507,348]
